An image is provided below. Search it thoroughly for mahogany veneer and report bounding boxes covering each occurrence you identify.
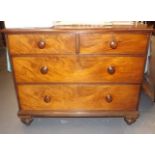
[8,34,76,54]
[18,84,140,111]
[80,33,148,54]
[12,56,145,83]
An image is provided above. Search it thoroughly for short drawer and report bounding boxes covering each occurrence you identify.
[8,33,76,54]
[18,84,140,111]
[80,33,148,54]
[12,55,145,83]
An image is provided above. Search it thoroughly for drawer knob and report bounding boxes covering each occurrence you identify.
[40,66,48,74]
[38,40,46,49]
[105,94,113,103]
[107,66,115,74]
[44,95,51,103]
[110,40,118,49]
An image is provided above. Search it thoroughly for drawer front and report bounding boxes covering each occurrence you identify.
[13,56,145,83]
[8,33,76,54]
[18,84,140,111]
[80,33,148,54]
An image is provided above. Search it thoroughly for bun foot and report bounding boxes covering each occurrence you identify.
[124,115,138,125]
[20,116,33,126]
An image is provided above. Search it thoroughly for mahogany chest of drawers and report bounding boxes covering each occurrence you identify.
[4,23,153,125]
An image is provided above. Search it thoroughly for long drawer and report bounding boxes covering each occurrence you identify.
[12,55,145,83]
[18,84,140,111]
[80,33,148,54]
[8,33,76,54]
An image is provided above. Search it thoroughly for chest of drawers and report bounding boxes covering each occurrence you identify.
[4,23,153,125]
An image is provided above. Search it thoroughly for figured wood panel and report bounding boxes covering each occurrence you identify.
[18,84,140,111]
[12,55,145,83]
[8,33,76,54]
[80,33,148,54]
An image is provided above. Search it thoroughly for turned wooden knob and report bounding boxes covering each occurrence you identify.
[105,94,113,103]
[109,40,118,49]
[40,66,48,74]
[38,40,46,49]
[44,95,51,103]
[107,66,115,74]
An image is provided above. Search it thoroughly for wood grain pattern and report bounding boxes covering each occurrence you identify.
[12,55,145,83]
[8,34,76,54]
[80,33,148,54]
[18,84,140,111]
[18,110,139,118]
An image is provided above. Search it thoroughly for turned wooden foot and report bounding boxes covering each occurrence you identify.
[20,116,33,126]
[124,115,138,125]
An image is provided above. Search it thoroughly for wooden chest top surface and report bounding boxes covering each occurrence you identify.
[1,23,153,33]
